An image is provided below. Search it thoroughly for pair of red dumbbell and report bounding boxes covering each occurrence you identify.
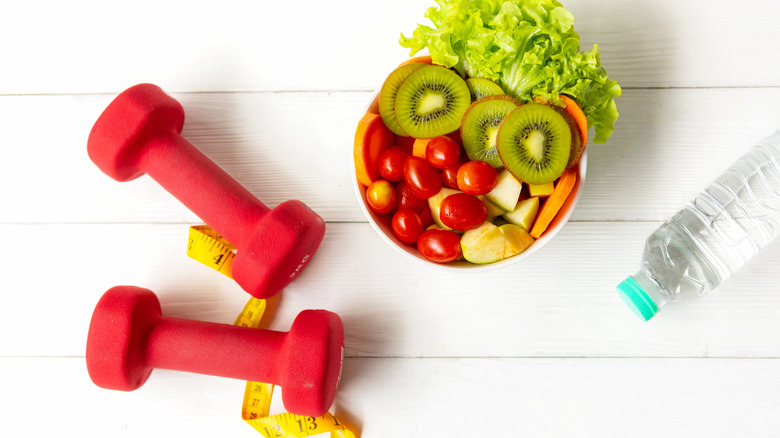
[85,84,343,417]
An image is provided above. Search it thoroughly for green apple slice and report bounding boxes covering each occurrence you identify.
[499,224,536,258]
[478,195,507,221]
[460,222,505,264]
[427,187,461,230]
[485,169,523,211]
[528,181,554,197]
[503,196,539,232]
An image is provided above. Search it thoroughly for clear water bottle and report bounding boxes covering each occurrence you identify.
[617,130,780,321]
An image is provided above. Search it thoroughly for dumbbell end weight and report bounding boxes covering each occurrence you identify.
[86,286,160,391]
[87,83,184,182]
[234,199,326,298]
[279,308,345,416]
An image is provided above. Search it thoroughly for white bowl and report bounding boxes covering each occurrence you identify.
[352,89,588,271]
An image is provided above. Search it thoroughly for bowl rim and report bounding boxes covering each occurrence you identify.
[351,79,588,271]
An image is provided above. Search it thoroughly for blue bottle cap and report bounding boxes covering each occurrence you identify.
[617,276,658,321]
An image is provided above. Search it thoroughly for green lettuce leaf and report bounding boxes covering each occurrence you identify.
[400,0,621,144]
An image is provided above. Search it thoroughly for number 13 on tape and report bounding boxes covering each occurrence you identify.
[187,225,358,438]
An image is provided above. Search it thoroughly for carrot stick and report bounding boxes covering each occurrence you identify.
[533,94,588,147]
[529,168,578,238]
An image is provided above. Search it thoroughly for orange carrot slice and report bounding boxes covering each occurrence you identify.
[366,94,380,115]
[529,168,578,238]
[354,113,393,187]
[412,137,432,158]
[398,56,433,67]
[559,95,588,146]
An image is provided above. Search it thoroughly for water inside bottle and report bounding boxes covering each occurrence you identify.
[641,216,721,302]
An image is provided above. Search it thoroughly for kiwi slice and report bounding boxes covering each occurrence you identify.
[394,65,471,138]
[553,106,585,169]
[496,104,571,185]
[379,63,427,136]
[466,77,505,102]
[460,96,520,168]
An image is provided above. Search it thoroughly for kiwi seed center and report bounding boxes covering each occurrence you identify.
[524,129,547,161]
[418,92,446,115]
[487,126,499,151]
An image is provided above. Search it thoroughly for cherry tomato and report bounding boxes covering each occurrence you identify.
[417,229,462,263]
[439,193,487,231]
[441,158,465,190]
[425,136,461,169]
[378,146,409,182]
[392,209,425,244]
[457,160,499,195]
[420,204,434,229]
[447,130,463,147]
[365,180,396,214]
[403,156,442,199]
[395,135,416,154]
[396,180,427,212]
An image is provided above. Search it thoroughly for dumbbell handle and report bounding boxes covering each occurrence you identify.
[141,133,269,247]
[145,316,284,383]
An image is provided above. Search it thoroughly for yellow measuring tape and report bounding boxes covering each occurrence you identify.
[187,225,358,438]
[187,225,236,277]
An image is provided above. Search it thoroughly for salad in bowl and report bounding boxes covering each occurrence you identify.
[353,0,620,268]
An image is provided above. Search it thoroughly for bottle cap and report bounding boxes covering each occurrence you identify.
[617,276,658,321]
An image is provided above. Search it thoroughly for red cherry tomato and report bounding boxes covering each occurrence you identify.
[404,156,442,200]
[441,158,465,190]
[365,180,396,214]
[425,136,461,169]
[394,135,416,154]
[420,204,434,229]
[417,229,462,263]
[439,193,487,231]
[447,130,463,147]
[396,180,428,212]
[378,146,409,182]
[392,209,425,244]
[457,160,499,195]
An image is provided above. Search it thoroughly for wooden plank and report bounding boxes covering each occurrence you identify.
[2,88,780,224]
[4,222,780,358]
[2,357,778,437]
[3,1,780,94]
[5,2,780,437]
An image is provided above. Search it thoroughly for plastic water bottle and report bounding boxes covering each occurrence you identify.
[617,130,780,321]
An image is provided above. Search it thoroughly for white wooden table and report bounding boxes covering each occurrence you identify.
[3,1,780,436]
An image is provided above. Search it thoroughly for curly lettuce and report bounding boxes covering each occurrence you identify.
[400,0,621,144]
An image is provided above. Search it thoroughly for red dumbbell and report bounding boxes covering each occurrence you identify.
[88,84,325,298]
[86,286,344,416]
